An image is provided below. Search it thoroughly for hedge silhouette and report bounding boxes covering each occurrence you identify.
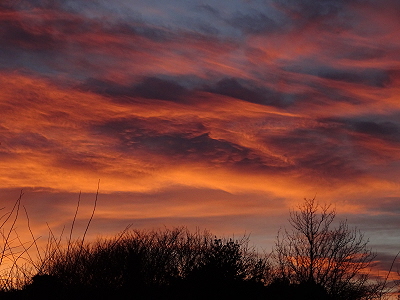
[20,227,269,299]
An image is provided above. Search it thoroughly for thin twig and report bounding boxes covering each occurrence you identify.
[23,206,42,263]
[67,191,82,256]
[109,224,133,250]
[379,250,400,299]
[8,231,39,288]
[0,191,23,229]
[0,192,22,267]
[80,179,100,250]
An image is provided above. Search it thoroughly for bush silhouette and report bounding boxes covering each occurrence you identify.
[23,227,269,299]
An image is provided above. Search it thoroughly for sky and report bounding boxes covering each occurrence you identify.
[0,0,399,280]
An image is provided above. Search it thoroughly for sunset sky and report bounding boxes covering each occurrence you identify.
[0,0,399,277]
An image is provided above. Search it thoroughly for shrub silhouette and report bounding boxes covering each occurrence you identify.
[25,227,269,299]
[183,237,268,299]
[188,238,245,282]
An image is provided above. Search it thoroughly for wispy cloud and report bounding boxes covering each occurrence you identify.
[0,0,399,272]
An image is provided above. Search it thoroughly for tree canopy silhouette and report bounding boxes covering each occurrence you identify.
[274,198,381,300]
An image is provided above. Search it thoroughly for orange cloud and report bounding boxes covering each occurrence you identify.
[0,1,399,283]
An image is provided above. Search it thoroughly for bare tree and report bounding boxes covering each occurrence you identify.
[274,198,381,299]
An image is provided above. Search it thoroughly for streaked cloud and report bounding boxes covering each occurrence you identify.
[0,0,399,277]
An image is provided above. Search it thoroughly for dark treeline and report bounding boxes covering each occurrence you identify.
[0,198,394,300]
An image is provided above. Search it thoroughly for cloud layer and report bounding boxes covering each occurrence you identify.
[0,0,399,275]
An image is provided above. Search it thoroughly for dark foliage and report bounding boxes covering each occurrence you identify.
[16,227,269,300]
[266,278,334,300]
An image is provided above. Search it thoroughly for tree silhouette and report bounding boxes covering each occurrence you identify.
[274,198,381,299]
